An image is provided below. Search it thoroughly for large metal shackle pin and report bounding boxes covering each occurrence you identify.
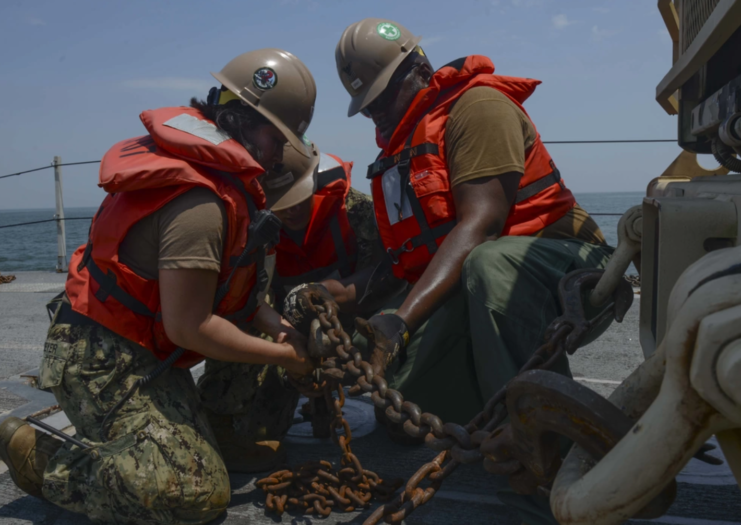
[690,301,741,426]
[590,205,643,308]
[551,247,741,525]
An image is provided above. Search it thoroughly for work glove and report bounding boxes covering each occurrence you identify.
[354,313,410,374]
[283,283,340,336]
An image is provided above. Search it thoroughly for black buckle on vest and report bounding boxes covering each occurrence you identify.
[397,159,411,178]
[387,238,415,265]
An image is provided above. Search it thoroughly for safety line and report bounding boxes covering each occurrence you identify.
[542,139,675,144]
[0,141,676,180]
[0,217,93,229]
[0,160,100,180]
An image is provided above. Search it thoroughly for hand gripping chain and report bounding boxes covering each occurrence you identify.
[255,301,403,517]
[259,269,640,523]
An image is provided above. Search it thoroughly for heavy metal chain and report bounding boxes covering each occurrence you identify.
[258,269,628,523]
[256,361,402,517]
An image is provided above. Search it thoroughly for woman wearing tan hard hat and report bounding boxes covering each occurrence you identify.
[0,49,318,524]
[261,140,391,335]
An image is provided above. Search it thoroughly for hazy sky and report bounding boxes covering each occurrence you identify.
[0,0,688,210]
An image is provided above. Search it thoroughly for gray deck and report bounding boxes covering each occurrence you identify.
[0,272,739,525]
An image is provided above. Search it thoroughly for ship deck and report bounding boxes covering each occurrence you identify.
[1,272,739,525]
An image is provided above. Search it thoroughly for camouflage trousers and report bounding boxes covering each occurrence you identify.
[38,316,298,525]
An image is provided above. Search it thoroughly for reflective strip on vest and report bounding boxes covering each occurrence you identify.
[381,164,413,226]
[316,153,347,190]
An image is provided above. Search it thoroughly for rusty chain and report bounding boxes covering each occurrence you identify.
[256,361,403,517]
[0,272,16,285]
[258,269,633,522]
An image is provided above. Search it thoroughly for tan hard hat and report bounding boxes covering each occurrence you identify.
[335,18,422,117]
[212,48,316,157]
[262,140,320,211]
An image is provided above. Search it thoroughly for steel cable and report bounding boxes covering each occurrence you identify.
[0,217,93,230]
[0,160,100,180]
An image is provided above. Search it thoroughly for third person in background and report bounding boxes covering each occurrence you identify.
[263,141,405,334]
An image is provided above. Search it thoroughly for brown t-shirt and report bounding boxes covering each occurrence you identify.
[119,187,227,280]
[444,86,606,245]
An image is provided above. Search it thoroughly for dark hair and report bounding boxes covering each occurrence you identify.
[190,93,272,160]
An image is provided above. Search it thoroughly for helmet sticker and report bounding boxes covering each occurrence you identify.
[253,67,278,90]
[377,22,401,41]
[302,134,311,147]
[351,78,363,90]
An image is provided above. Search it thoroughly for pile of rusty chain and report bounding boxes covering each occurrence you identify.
[326,309,576,524]
[259,268,631,523]
[256,360,402,517]
[0,272,16,285]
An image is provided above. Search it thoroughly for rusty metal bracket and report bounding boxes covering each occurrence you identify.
[481,370,676,517]
[547,268,634,354]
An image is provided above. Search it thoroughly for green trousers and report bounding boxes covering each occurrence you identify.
[355,236,614,525]
[38,316,297,525]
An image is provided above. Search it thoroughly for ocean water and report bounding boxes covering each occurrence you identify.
[0,192,644,273]
[0,207,97,272]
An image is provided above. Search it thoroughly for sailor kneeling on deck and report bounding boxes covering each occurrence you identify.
[329,18,616,525]
[0,49,317,525]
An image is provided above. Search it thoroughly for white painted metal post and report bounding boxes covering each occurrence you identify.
[53,156,68,273]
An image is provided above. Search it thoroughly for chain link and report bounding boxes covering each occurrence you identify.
[256,369,402,517]
[258,269,623,522]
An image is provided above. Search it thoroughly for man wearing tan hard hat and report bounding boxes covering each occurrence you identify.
[260,140,396,333]
[334,18,615,525]
[0,49,319,524]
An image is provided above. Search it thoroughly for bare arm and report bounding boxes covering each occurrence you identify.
[395,172,521,333]
[159,268,313,376]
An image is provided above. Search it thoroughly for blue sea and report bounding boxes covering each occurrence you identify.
[0,192,644,272]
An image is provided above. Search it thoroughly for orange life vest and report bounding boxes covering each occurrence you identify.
[367,55,576,283]
[65,106,271,368]
[272,153,357,294]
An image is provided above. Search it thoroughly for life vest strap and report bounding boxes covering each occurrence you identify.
[366,143,439,179]
[86,257,158,318]
[515,165,563,204]
[329,215,352,278]
[223,252,266,330]
[387,221,456,265]
[228,251,263,268]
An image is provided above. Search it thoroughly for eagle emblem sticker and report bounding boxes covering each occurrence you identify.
[253,67,277,90]
[377,22,401,41]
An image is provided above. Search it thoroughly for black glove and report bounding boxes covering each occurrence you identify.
[354,313,410,372]
[283,283,340,335]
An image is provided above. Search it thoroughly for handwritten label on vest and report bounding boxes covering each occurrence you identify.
[381,165,413,226]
